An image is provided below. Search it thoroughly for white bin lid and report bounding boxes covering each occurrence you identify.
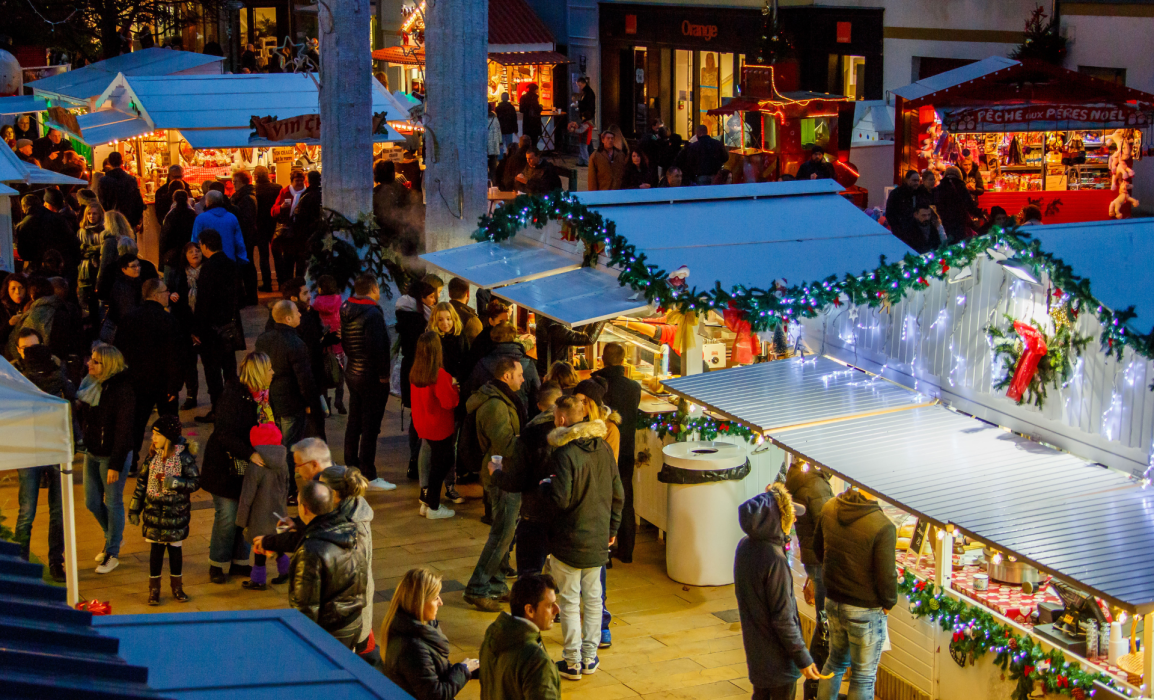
[662,441,747,471]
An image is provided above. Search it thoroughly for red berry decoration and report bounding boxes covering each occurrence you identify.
[940,260,950,274]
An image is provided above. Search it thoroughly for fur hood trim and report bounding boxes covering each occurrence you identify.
[548,419,608,447]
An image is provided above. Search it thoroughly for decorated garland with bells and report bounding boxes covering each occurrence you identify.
[636,412,757,443]
[899,572,1115,700]
[987,301,1092,409]
[473,192,1153,367]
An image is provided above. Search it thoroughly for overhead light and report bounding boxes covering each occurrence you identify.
[999,258,1040,285]
[948,266,972,283]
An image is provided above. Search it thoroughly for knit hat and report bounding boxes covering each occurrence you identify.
[152,414,183,443]
[250,422,284,447]
[15,139,31,149]
[574,377,607,405]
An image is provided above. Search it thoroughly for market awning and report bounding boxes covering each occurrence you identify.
[492,267,650,326]
[488,51,569,67]
[0,95,48,115]
[372,46,424,66]
[178,126,404,150]
[710,92,849,117]
[891,56,1018,102]
[0,142,88,186]
[774,404,1154,614]
[49,108,151,146]
[27,47,224,105]
[420,237,579,288]
[662,356,934,432]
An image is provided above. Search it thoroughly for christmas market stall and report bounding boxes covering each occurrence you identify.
[893,56,1154,223]
[0,141,89,271]
[649,215,1154,700]
[25,48,224,109]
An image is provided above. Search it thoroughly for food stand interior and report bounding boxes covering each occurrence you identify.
[893,56,1154,223]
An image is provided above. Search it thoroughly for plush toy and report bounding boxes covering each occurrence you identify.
[1109,180,1138,219]
[1109,129,1136,191]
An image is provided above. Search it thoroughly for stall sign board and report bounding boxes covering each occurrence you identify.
[941,104,1152,132]
[906,519,930,565]
[251,114,321,142]
[273,147,295,163]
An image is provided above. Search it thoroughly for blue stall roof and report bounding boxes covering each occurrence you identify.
[27,48,223,104]
[662,356,933,432]
[575,181,911,292]
[421,237,579,288]
[1025,218,1154,328]
[94,609,410,699]
[493,267,651,325]
[0,95,48,115]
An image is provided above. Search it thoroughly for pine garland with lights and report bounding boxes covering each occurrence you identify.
[307,209,410,296]
[899,572,1113,700]
[473,191,1152,369]
[988,308,1092,409]
[637,412,757,443]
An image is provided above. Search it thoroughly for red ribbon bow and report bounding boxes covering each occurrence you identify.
[76,599,112,615]
[724,301,758,365]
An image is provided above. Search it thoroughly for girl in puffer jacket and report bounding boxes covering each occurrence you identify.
[128,415,200,606]
[236,422,291,591]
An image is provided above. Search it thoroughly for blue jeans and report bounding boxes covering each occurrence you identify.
[209,494,251,568]
[818,601,887,700]
[466,483,520,598]
[278,412,307,450]
[577,142,590,166]
[16,465,63,567]
[804,563,827,615]
[502,133,515,150]
[84,453,129,558]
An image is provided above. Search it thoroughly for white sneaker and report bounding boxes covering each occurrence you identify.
[425,505,455,520]
[95,550,106,563]
[95,555,119,574]
[420,503,428,516]
[367,478,397,491]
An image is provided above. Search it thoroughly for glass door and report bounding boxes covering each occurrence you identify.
[674,50,693,140]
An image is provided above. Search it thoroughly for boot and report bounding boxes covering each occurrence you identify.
[228,563,253,579]
[270,554,291,585]
[209,565,226,584]
[148,576,161,606]
[334,395,347,415]
[242,563,268,591]
[170,575,189,602]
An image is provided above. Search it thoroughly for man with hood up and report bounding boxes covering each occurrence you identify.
[812,486,897,700]
[735,485,822,700]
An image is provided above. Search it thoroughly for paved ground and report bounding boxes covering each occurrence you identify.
[2,293,761,700]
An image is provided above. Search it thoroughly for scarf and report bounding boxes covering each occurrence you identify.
[77,374,104,406]
[146,444,186,498]
[495,378,529,428]
[185,265,201,312]
[252,388,275,425]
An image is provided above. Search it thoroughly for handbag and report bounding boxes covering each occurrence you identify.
[232,457,249,477]
[322,349,342,389]
[803,577,816,607]
[803,611,830,700]
[214,319,247,351]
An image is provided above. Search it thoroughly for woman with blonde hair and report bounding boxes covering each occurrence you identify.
[96,209,136,301]
[410,331,460,519]
[201,351,273,584]
[318,465,378,662]
[544,361,579,393]
[427,301,466,381]
[77,201,106,316]
[574,377,621,460]
[381,567,477,700]
[79,343,136,574]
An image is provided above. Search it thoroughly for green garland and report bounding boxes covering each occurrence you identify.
[988,312,1093,409]
[899,572,1115,700]
[637,412,757,443]
[307,209,411,296]
[473,192,1152,366]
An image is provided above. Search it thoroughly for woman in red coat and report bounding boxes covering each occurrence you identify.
[409,331,459,520]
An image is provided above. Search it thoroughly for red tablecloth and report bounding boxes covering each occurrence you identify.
[182,165,233,188]
[975,189,1117,224]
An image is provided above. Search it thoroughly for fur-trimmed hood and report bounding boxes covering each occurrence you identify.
[548,418,608,449]
[738,483,796,545]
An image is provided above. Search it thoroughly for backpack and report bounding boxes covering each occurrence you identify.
[455,400,486,478]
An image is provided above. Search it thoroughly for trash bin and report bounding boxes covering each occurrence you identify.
[659,441,751,586]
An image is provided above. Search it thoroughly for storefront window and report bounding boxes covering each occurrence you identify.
[675,50,693,139]
[842,55,865,99]
[801,117,833,151]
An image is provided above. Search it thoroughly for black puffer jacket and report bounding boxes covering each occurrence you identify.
[340,296,390,386]
[784,463,833,567]
[201,380,258,500]
[115,299,183,397]
[543,419,623,569]
[79,370,135,470]
[491,409,555,522]
[467,342,541,407]
[395,296,427,407]
[735,488,813,688]
[255,322,317,417]
[231,183,258,248]
[382,609,470,700]
[128,440,200,542]
[533,318,605,379]
[288,508,367,648]
[13,345,74,399]
[812,490,898,610]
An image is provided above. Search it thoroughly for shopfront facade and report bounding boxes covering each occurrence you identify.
[597,3,882,138]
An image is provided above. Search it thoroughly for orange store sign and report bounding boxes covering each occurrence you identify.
[681,20,718,41]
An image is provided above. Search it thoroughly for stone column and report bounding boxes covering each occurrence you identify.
[319,0,374,221]
[423,0,489,252]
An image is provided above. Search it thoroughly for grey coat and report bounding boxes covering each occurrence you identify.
[338,495,375,645]
[235,444,289,542]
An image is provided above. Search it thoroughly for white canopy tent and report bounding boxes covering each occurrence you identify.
[0,143,89,271]
[0,357,78,605]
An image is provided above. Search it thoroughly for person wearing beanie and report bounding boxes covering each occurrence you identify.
[236,421,291,591]
[735,485,821,699]
[14,139,38,165]
[128,415,200,605]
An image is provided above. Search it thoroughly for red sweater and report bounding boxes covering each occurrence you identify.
[410,368,459,441]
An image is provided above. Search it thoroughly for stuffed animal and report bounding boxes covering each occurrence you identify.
[1109,129,1136,191]
[1108,180,1138,219]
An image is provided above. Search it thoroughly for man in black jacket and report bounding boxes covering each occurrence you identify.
[735,487,821,700]
[468,322,541,407]
[447,276,482,344]
[288,481,367,649]
[256,300,316,455]
[785,460,834,615]
[32,129,74,172]
[153,165,188,225]
[193,229,240,420]
[812,487,897,700]
[253,166,281,292]
[795,147,835,181]
[534,316,605,379]
[115,278,182,473]
[541,395,623,680]
[14,194,74,275]
[340,274,394,487]
[684,125,728,185]
[231,170,260,306]
[97,151,145,228]
[495,92,519,151]
[592,343,641,563]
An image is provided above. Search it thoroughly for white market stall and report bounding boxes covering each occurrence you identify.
[0,357,78,605]
[25,48,224,109]
[0,142,90,271]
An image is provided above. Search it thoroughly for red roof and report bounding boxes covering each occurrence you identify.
[372,46,425,66]
[489,51,569,67]
[489,0,555,46]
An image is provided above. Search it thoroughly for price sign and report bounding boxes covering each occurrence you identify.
[273,148,295,164]
[906,519,931,565]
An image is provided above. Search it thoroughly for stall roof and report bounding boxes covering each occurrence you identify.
[493,267,650,326]
[575,181,912,291]
[372,46,424,66]
[420,237,579,288]
[489,51,570,66]
[53,107,152,145]
[178,125,403,149]
[776,405,1154,614]
[489,0,555,48]
[891,56,1018,102]
[1025,218,1154,328]
[0,142,88,186]
[0,95,48,115]
[662,356,933,432]
[27,48,223,104]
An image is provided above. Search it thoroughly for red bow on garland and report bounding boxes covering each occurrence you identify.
[724,301,759,365]
[1006,321,1048,402]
